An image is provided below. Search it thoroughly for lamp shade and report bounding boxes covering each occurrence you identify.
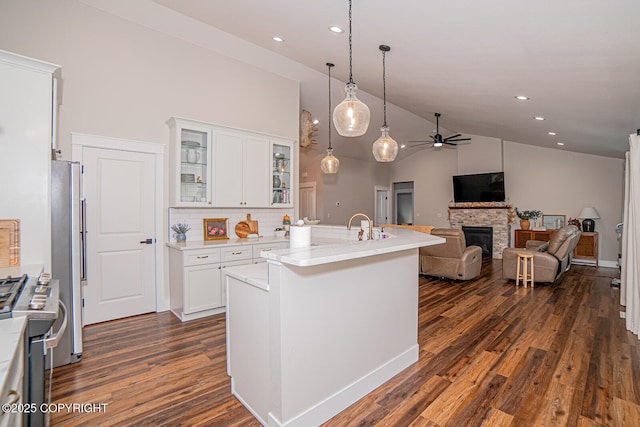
[372,126,398,162]
[578,207,600,219]
[333,82,370,137]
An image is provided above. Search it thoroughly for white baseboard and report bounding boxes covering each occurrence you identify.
[267,345,419,427]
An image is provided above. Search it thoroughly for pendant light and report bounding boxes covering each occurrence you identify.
[372,45,398,162]
[332,0,370,137]
[321,63,340,174]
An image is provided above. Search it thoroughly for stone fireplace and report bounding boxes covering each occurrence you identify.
[448,202,514,259]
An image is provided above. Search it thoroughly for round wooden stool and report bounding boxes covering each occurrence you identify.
[515,253,534,288]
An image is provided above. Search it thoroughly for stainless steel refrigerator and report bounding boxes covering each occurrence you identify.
[49,160,85,368]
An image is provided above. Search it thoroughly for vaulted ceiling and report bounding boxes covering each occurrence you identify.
[154,0,640,160]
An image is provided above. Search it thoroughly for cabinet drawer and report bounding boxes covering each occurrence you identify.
[252,242,288,262]
[221,246,252,262]
[183,248,221,266]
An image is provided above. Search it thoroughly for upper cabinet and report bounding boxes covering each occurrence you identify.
[212,129,269,207]
[270,139,293,207]
[168,117,295,208]
[168,118,213,207]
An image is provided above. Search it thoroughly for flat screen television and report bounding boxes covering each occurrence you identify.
[452,172,505,203]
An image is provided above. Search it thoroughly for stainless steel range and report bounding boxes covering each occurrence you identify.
[1,271,65,427]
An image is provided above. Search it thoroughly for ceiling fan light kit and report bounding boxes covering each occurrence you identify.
[321,62,340,174]
[333,0,370,137]
[372,44,398,162]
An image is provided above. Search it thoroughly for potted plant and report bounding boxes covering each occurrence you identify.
[171,223,191,242]
[515,209,542,230]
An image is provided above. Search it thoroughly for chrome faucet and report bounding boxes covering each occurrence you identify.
[347,213,373,240]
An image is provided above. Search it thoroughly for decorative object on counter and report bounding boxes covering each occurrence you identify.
[274,228,286,238]
[235,213,259,238]
[567,217,582,230]
[578,206,600,232]
[203,218,229,240]
[372,44,398,162]
[171,223,191,242]
[321,63,340,174]
[283,214,291,225]
[303,217,321,225]
[299,109,318,148]
[542,214,566,230]
[515,208,542,230]
[333,0,370,137]
[0,219,20,267]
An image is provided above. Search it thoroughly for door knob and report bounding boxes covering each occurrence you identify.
[140,238,154,244]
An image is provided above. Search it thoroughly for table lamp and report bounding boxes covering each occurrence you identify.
[578,207,600,232]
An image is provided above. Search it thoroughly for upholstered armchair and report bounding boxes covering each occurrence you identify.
[502,225,581,284]
[419,228,482,280]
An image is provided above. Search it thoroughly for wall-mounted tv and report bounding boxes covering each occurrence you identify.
[452,172,505,203]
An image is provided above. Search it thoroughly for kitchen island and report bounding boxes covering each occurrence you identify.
[224,226,444,426]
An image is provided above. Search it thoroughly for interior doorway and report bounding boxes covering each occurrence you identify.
[374,186,390,226]
[299,181,317,220]
[393,181,414,225]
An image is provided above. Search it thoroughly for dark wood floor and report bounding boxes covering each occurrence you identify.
[49,259,640,426]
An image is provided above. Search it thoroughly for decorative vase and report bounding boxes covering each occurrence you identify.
[520,219,531,230]
[273,175,281,188]
[174,232,186,242]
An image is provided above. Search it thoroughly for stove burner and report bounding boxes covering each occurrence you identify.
[0,274,27,317]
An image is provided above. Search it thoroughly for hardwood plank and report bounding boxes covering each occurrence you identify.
[48,261,638,426]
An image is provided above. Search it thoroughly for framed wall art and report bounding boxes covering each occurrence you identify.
[542,214,566,230]
[203,218,229,240]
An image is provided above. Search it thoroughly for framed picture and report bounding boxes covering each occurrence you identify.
[203,218,229,240]
[543,214,566,230]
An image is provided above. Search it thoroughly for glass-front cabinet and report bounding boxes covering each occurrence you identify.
[168,117,212,207]
[270,139,293,207]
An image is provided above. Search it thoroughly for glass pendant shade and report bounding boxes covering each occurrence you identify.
[320,148,340,174]
[372,126,398,162]
[333,83,370,137]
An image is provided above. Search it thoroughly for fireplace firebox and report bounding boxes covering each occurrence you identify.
[462,226,493,258]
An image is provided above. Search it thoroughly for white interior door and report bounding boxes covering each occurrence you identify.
[299,182,316,220]
[83,147,156,325]
[375,187,389,226]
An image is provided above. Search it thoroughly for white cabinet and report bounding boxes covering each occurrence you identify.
[0,318,25,427]
[270,139,294,207]
[168,117,295,208]
[167,117,213,207]
[169,246,225,321]
[168,240,287,321]
[212,129,269,207]
[0,51,59,269]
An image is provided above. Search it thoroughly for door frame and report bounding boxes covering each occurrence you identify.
[374,186,390,226]
[71,133,167,312]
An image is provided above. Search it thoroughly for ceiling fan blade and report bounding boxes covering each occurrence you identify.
[446,138,472,143]
[407,140,432,143]
[443,134,461,141]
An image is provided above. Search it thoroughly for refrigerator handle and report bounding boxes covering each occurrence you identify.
[80,198,88,285]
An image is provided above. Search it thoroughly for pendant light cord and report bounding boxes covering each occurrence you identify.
[348,0,354,84]
[327,62,334,149]
[382,49,387,127]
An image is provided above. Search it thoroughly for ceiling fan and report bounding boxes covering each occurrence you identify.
[408,113,471,148]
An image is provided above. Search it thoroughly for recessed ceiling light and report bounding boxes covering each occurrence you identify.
[328,26,344,33]
[534,116,545,121]
[515,95,530,101]
[557,142,565,146]
[400,144,406,149]
[548,131,557,136]
[272,36,284,42]
[312,119,319,125]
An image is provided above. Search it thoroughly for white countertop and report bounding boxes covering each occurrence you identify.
[0,316,27,393]
[166,235,287,251]
[262,226,445,267]
[224,263,269,291]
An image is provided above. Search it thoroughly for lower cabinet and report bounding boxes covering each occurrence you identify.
[169,241,285,321]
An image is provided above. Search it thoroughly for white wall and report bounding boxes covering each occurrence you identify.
[504,141,624,264]
[300,149,391,225]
